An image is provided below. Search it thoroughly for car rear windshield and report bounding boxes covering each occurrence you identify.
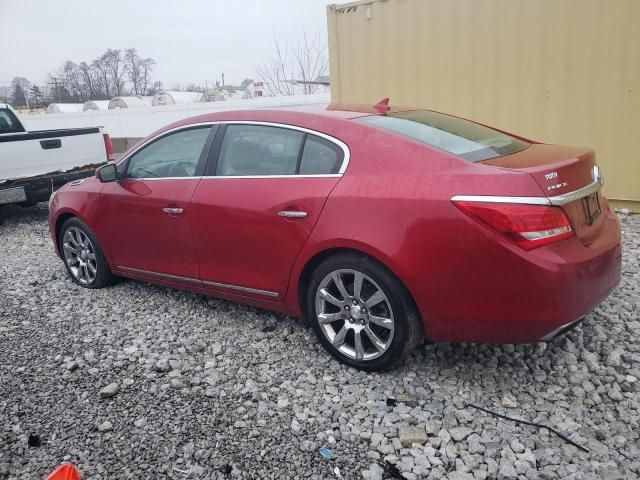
[357,110,529,161]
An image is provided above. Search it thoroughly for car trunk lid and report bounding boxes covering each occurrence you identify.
[481,144,604,245]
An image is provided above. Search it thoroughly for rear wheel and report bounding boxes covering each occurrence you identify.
[59,218,116,289]
[306,253,423,371]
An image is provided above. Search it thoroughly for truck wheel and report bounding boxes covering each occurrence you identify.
[305,252,423,371]
[59,218,116,289]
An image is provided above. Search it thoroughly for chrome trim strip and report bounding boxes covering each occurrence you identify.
[116,120,351,177]
[451,181,602,206]
[548,181,601,206]
[278,210,308,218]
[201,174,341,180]
[450,194,551,205]
[201,279,279,298]
[117,266,201,284]
[120,176,204,182]
[116,265,280,298]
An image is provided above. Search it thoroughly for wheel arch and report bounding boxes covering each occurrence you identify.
[54,211,78,252]
[295,245,422,329]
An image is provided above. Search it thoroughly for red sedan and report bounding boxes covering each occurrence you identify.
[48,104,621,370]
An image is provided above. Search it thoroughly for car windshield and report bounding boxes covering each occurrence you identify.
[357,110,529,161]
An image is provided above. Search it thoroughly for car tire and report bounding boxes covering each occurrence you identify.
[306,252,423,371]
[59,217,116,289]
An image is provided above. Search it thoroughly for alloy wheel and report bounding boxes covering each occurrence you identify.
[315,269,395,361]
[62,227,98,285]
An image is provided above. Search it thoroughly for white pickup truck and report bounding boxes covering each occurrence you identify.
[0,103,113,206]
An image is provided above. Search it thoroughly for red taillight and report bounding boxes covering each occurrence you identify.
[453,201,574,250]
[103,133,114,161]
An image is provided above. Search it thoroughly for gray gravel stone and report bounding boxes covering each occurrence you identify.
[1,204,638,479]
[97,420,113,432]
[398,425,427,447]
[99,382,120,398]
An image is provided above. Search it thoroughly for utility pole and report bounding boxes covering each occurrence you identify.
[49,77,61,103]
[221,73,225,86]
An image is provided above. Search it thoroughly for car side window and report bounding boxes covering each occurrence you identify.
[126,127,210,179]
[0,108,25,133]
[299,134,343,175]
[216,125,304,176]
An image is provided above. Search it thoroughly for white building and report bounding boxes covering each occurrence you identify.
[152,91,206,106]
[108,96,151,109]
[46,103,84,113]
[83,100,110,111]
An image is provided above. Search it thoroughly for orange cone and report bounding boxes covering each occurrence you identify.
[46,464,80,480]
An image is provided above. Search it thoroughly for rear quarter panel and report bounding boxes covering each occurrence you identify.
[285,123,545,328]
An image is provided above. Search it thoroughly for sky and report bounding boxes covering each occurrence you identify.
[0,0,333,88]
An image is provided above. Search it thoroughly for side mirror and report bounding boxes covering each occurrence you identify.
[96,163,117,183]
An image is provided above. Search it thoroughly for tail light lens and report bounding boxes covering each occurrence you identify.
[103,133,114,161]
[453,201,574,250]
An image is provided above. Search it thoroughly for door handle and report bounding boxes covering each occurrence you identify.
[278,210,308,218]
[40,139,61,149]
[162,207,184,216]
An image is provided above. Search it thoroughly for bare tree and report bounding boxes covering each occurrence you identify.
[77,61,99,99]
[103,49,125,96]
[139,58,155,95]
[57,61,83,99]
[92,55,112,98]
[125,49,156,95]
[293,32,328,95]
[255,38,296,96]
[256,32,328,96]
[49,48,157,100]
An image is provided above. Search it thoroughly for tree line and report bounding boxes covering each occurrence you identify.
[52,48,157,102]
[3,32,329,108]
[3,48,157,107]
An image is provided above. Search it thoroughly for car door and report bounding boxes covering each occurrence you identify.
[96,124,216,281]
[191,122,348,299]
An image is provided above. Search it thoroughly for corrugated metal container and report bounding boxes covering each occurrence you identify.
[327,0,640,209]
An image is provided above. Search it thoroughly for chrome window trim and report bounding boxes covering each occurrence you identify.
[200,174,342,180]
[219,120,350,175]
[116,120,350,177]
[451,181,602,206]
[116,265,279,298]
[115,122,216,168]
[119,176,204,182]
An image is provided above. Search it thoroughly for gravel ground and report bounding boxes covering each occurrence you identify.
[0,204,638,480]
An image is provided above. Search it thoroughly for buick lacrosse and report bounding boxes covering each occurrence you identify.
[48,103,621,370]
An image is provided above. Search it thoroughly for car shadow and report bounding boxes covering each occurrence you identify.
[0,202,49,226]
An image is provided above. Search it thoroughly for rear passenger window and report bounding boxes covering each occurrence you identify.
[217,125,304,176]
[299,135,343,175]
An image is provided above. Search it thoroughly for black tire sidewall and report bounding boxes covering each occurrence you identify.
[59,218,114,289]
[305,253,421,371]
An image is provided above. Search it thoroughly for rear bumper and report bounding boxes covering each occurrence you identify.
[416,208,622,343]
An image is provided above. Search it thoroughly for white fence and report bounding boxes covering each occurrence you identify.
[19,94,331,138]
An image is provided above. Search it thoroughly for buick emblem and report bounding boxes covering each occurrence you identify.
[592,165,604,186]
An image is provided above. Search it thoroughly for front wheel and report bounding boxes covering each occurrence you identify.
[59,218,116,289]
[306,253,423,371]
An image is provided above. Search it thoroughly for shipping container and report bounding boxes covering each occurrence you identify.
[327,0,640,210]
